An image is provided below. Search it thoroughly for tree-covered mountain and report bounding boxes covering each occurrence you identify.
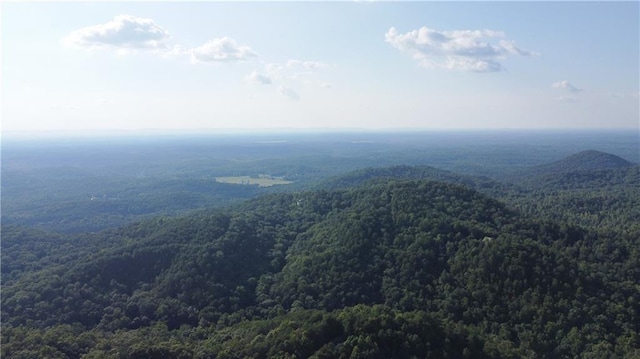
[505,164,640,235]
[505,150,636,182]
[540,150,634,172]
[317,164,512,193]
[315,162,640,235]
[3,178,639,358]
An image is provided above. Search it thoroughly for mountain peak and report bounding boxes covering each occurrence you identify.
[547,150,635,172]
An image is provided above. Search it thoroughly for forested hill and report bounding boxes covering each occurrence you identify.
[544,150,635,172]
[3,179,639,358]
[506,150,636,182]
[503,164,640,234]
[315,163,640,235]
[317,165,510,193]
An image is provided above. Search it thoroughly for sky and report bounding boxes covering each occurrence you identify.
[2,1,639,134]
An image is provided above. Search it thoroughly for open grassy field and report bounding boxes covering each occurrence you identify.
[214,176,294,187]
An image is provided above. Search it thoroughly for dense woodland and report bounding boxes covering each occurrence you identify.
[2,140,640,358]
[3,131,637,233]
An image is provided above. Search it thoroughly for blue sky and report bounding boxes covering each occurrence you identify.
[2,1,638,134]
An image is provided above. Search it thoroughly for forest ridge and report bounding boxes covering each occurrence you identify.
[2,133,639,358]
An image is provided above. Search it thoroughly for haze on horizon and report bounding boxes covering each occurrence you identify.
[2,1,639,135]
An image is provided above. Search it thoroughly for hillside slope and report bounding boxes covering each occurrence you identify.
[504,164,640,234]
[317,165,501,190]
[315,163,640,235]
[2,179,639,358]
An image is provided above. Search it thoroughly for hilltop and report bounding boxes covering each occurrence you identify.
[509,150,635,179]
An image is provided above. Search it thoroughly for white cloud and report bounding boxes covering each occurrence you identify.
[552,80,583,93]
[62,16,257,64]
[191,37,256,63]
[385,26,535,72]
[245,70,272,84]
[248,60,331,99]
[63,15,170,50]
[282,59,332,89]
[278,85,299,101]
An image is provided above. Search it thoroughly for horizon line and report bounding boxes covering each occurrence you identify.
[4,126,639,136]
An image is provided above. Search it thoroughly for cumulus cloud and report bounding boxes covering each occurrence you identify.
[247,59,331,100]
[281,59,332,88]
[191,37,256,63]
[245,70,272,84]
[278,85,299,101]
[63,15,170,50]
[552,80,583,93]
[385,26,535,72]
[62,15,259,64]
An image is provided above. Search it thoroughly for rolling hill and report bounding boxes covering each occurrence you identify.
[2,178,639,358]
[540,150,635,172]
[506,150,636,183]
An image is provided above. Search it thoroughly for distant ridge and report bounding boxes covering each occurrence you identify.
[537,150,635,173]
[317,165,511,194]
[507,150,635,180]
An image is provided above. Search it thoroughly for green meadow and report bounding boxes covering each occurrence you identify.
[215,175,294,187]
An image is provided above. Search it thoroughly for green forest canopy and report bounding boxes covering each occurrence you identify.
[3,170,640,358]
